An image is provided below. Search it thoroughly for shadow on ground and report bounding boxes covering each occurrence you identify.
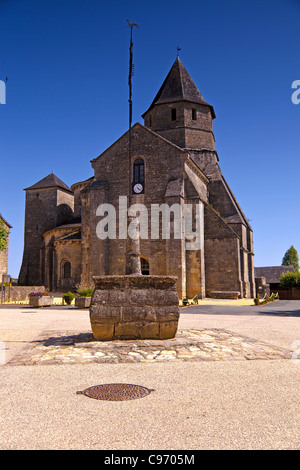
[182,300,300,317]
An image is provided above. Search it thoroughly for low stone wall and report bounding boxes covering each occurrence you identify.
[90,275,179,341]
[208,291,240,300]
[1,286,45,303]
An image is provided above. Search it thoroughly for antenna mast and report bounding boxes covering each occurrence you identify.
[127,20,139,170]
[125,19,141,275]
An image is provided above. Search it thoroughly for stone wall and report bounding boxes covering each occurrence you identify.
[41,225,81,291]
[192,149,255,299]
[205,237,242,296]
[53,239,81,291]
[144,102,215,151]
[19,187,74,286]
[1,285,45,303]
[88,123,191,298]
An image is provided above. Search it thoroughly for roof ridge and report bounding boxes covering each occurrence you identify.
[177,57,184,98]
[91,122,188,165]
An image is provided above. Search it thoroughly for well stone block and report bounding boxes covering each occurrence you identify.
[90,323,115,340]
[90,275,179,340]
[90,305,121,324]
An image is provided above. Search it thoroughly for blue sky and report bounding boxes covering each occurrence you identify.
[0,0,299,278]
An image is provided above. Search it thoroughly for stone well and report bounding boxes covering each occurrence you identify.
[90,275,179,341]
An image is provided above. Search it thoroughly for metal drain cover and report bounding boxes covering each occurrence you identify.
[76,383,154,401]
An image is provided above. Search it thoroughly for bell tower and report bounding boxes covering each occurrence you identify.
[18,173,74,286]
[142,57,216,151]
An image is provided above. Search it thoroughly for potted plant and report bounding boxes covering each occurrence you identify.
[63,291,74,305]
[75,282,94,308]
[29,292,53,307]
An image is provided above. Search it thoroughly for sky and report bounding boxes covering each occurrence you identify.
[0,0,300,278]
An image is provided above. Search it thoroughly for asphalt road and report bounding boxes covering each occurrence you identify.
[181,300,300,317]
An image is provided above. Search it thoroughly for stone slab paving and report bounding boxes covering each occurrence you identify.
[8,328,291,366]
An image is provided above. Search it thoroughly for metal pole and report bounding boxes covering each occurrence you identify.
[125,20,141,275]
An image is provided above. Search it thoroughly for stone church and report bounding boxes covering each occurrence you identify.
[18,57,255,299]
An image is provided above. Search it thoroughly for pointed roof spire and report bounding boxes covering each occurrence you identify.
[24,173,73,193]
[142,57,215,118]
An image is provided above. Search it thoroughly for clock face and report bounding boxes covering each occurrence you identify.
[133,183,143,194]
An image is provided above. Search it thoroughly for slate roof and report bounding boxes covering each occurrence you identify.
[254,266,295,284]
[142,57,215,118]
[24,173,73,193]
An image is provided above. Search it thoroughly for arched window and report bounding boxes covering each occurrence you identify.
[133,159,144,184]
[141,257,149,275]
[62,260,71,279]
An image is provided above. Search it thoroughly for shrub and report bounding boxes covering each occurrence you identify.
[75,282,94,297]
[254,292,279,306]
[279,271,300,288]
[63,291,74,305]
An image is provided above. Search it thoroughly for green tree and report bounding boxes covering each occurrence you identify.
[279,271,300,288]
[0,220,9,252]
[282,245,299,272]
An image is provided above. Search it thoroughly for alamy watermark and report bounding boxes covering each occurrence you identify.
[291,80,300,105]
[0,80,6,104]
[95,196,204,251]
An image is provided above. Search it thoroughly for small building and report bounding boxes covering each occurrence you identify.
[0,213,12,280]
[254,265,294,296]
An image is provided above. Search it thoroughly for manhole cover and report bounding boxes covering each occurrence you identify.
[76,383,154,401]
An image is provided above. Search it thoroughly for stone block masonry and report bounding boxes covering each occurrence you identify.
[18,57,255,300]
[90,275,179,340]
[1,286,45,303]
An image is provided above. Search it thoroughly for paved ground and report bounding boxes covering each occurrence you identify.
[0,300,299,450]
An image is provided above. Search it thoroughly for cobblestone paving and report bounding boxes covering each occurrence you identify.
[7,329,292,366]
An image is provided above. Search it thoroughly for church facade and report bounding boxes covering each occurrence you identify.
[18,57,255,299]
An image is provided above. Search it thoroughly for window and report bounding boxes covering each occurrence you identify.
[62,260,71,279]
[141,257,149,275]
[133,159,144,184]
[192,108,197,120]
[171,108,177,121]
